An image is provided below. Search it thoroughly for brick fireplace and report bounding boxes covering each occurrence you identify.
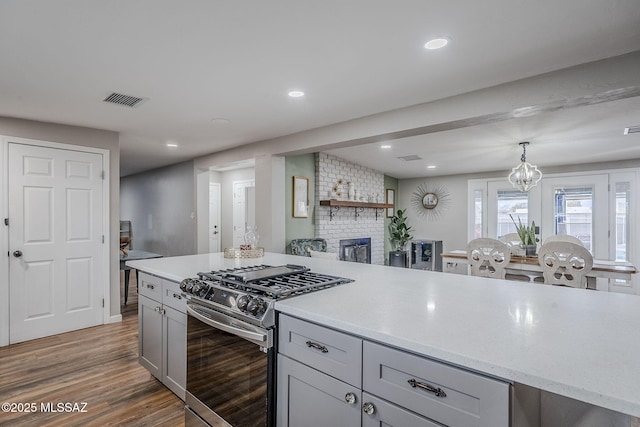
[315,153,385,265]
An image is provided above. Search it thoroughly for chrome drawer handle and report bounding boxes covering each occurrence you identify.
[306,340,329,353]
[407,378,447,398]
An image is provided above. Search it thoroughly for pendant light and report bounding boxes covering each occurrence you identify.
[508,142,542,192]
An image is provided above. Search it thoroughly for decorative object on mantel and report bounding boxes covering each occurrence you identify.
[348,181,356,201]
[507,141,542,192]
[410,182,451,220]
[331,178,345,199]
[510,214,539,255]
[388,208,414,267]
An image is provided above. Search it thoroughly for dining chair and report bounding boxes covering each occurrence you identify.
[537,241,593,288]
[542,234,584,246]
[499,233,525,256]
[467,238,512,279]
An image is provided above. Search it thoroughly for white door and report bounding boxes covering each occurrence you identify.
[540,174,608,259]
[8,143,104,343]
[232,179,255,247]
[209,182,221,252]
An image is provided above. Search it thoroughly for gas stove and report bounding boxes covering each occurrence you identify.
[180,264,352,328]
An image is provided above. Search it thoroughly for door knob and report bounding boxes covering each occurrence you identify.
[13,250,23,258]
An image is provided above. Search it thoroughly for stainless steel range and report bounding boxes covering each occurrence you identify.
[180,264,352,427]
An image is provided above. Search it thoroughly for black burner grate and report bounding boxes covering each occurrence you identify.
[196,265,352,299]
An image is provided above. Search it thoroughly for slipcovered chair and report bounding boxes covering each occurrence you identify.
[467,238,511,280]
[290,238,327,257]
[537,241,593,288]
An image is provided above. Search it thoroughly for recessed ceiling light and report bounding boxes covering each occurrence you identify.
[288,90,305,98]
[424,37,449,50]
[427,165,437,169]
[211,118,230,125]
[380,145,392,149]
[166,143,178,148]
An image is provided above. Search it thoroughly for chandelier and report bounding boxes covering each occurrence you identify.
[507,142,542,192]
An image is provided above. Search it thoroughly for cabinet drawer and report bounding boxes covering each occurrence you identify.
[361,392,442,427]
[277,355,361,427]
[139,272,162,301]
[162,279,186,312]
[363,341,509,427]
[279,315,362,388]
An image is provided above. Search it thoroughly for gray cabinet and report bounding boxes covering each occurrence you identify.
[277,314,509,427]
[138,272,186,400]
[361,393,442,427]
[363,341,509,427]
[410,239,443,271]
[278,355,361,427]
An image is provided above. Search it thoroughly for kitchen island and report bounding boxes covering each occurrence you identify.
[127,252,640,424]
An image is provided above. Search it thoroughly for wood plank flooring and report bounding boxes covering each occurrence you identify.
[0,271,185,427]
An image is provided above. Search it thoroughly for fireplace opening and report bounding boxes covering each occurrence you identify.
[339,238,371,264]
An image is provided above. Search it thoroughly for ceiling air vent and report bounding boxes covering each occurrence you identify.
[397,154,423,161]
[102,92,146,108]
[624,126,640,135]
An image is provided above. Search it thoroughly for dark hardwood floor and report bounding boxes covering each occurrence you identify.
[0,271,185,427]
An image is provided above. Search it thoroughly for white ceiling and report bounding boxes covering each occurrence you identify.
[1,1,639,177]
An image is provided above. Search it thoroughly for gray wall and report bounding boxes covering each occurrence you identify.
[120,160,196,257]
[285,154,316,252]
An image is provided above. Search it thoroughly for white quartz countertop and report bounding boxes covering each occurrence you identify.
[127,252,640,417]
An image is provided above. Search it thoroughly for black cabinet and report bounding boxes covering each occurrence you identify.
[410,240,443,271]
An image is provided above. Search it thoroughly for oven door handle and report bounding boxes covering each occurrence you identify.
[187,305,268,346]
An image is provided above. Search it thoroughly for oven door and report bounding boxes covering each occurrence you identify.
[185,303,274,427]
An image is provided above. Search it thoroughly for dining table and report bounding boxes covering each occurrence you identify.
[441,250,638,289]
[119,249,163,304]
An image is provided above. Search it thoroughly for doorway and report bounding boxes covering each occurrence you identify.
[4,138,108,344]
[209,182,221,252]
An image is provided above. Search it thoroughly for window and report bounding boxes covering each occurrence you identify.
[553,186,593,250]
[615,182,630,261]
[473,189,483,239]
[497,189,528,238]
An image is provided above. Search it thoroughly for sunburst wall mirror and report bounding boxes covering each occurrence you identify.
[410,182,451,220]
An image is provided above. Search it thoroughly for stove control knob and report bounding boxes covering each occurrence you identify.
[247,298,266,316]
[236,295,250,311]
[180,278,194,293]
[196,282,210,297]
[191,282,202,295]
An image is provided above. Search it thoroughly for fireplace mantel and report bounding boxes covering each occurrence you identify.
[319,199,393,221]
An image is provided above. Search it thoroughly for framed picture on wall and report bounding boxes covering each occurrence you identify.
[386,188,395,218]
[293,176,309,217]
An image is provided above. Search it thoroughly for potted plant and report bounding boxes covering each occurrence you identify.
[388,208,414,267]
[509,214,538,256]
